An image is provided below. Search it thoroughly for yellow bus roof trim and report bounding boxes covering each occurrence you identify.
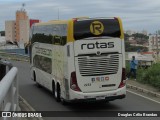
[117,17,124,40]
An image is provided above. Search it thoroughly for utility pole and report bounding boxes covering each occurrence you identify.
[156,31,159,61]
[58,8,59,20]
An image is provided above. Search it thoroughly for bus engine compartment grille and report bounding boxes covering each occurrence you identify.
[78,54,119,76]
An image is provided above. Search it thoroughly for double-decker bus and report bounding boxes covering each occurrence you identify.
[30,17,126,104]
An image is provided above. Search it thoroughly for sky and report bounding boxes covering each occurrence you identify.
[1,0,160,33]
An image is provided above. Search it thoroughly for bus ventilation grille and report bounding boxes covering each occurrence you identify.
[78,54,119,76]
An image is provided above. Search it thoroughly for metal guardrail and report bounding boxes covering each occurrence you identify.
[0,60,19,120]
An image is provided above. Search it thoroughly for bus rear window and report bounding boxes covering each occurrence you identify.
[74,18,121,40]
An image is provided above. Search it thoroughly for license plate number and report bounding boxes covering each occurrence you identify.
[96,96,105,100]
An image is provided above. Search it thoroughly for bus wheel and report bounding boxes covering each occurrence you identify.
[34,71,41,87]
[61,98,67,105]
[52,81,55,97]
[55,84,61,102]
[33,72,36,82]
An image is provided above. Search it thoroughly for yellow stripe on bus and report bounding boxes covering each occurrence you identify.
[117,17,124,40]
[67,19,74,42]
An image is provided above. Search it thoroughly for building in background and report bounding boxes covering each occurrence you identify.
[19,20,29,44]
[149,35,160,51]
[5,9,40,47]
[15,10,29,42]
[125,30,148,36]
[30,19,40,28]
[5,20,16,43]
[149,34,160,55]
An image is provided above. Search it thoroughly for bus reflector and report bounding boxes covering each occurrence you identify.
[70,71,81,91]
[118,68,126,88]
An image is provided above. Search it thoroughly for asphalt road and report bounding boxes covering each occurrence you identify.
[11,61,160,120]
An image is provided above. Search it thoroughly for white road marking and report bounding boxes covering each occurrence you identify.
[127,90,160,104]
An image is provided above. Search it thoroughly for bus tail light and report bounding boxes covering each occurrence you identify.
[73,18,78,22]
[70,71,81,92]
[118,68,126,88]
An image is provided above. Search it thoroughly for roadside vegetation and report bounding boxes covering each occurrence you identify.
[126,62,160,90]
[124,33,148,52]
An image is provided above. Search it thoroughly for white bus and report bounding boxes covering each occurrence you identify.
[30,17,126,104]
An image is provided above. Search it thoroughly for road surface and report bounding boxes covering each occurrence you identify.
[11,61,160,120]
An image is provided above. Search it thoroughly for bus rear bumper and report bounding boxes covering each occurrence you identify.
[67,86,126,102]
[67,94,126,103]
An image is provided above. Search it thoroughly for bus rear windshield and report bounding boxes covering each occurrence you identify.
[74,18,121,40]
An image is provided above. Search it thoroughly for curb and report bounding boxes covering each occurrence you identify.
[19,96,36,111]
[127,84,160,98]
[19,96,43,120]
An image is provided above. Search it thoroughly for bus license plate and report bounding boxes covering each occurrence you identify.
[96,96,105,100]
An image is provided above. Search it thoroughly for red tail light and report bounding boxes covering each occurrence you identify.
[118,68,126,88]
[73,18,78,22]
[70,71,81,91]
[114,17,118,20]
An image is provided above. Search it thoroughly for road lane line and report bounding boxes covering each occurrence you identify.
[127,90,160,104]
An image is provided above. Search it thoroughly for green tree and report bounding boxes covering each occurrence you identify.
[132,33,149,44]
[124,33,148,52]
[124,33,130,41]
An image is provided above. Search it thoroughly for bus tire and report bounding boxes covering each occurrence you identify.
[52,81,55,97]
[34,71,41,87]
[61,98,68,105]
[33,71,36,82]
[55,83,61,102]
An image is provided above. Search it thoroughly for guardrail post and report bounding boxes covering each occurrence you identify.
[0,64,6,80]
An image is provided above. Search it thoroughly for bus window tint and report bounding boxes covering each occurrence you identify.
[74,19,121,40]
[33,55,52,74]
[31,24,67,45]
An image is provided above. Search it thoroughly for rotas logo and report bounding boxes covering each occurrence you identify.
[90,21,104,35]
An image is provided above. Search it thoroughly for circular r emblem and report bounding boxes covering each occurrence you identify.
[90,21,104,35]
